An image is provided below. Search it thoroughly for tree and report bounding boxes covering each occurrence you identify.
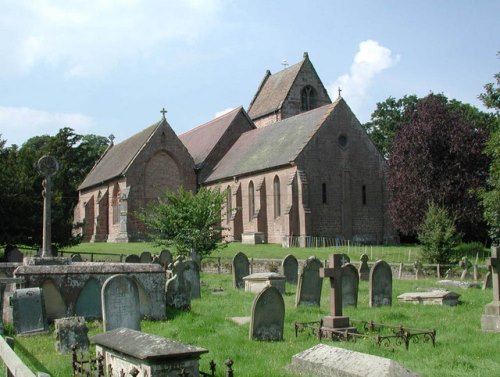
[363,95,419,158]
[418,203,461,263]
[387,94,490,241]
[478,67,500,245]
[142,187,227,259]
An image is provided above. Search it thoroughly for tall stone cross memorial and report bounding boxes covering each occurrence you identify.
[481,246,500,332]
[37,155,59,257]
[319,254,356,333]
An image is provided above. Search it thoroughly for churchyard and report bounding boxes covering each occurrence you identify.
[0,246,498,377]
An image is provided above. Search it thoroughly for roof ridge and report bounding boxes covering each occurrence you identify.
[179,106,242,137]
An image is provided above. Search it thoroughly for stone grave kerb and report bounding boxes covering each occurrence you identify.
[481,247,500,332]
[319,254,356,332]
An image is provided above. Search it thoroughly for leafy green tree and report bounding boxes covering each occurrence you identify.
[388,94,490,241]
[478,68,500,245]
[418,203,461,263]
[142,187,227,259]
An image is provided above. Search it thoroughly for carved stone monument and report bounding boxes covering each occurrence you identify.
[249,286,285,341]
[54,316,89,353]
[481,247,500,332]
[37,155,59,257]
[358,254,370,281]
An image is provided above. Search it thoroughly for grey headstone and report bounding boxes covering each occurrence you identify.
[140,251,152,263]
[483,271,492,289]
[4,247,23,263]
[295,256,323,307]
[290,344,420,377]
[185,260,201,299]
[250,286,285,341]
[70,253,82,262]
[54,316,89,353]
[232,251,250,289]
[101,274,141,332]
[124,254,140,263]
[369,260,392,307]
[12,287,48,335]
[166,259,191,310]
[341,263,359,308]
[159,249,173,268]
[75,278,102,320]
[282,254,298,285]
[358,254,369,281]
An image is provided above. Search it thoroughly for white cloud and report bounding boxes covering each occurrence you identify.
[330,40,400,111]
[0,0,222,77]
[214,107,236,118]
[0,106,95,146]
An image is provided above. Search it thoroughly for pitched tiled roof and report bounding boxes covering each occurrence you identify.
[247,59,304,120]
[179,107,244,167]
[205,102,337,183]
[78,121,161,190]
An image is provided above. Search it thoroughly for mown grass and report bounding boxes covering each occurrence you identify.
[4,271,498,377]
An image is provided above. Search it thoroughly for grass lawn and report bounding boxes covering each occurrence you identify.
[3,271,497,377]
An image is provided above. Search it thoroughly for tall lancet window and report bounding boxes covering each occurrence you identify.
[248,181,255,221]
[226,186,232,224]
[273,175,281,218]
[112,183,120,224]
[301,85,317,111]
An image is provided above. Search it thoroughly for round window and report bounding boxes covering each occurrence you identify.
[338,134,348,147]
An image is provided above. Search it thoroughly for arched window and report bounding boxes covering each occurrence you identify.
[301,85,317,111]
[273,176,281,218]
[112,183,120,224]
[322,183,327,204]
[226,186,232,224]
[248,181,255,221]
[362,185,367,205]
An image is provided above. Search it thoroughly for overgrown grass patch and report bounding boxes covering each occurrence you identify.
[4,272,497,377]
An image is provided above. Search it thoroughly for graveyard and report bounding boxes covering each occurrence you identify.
[0,246,498,377]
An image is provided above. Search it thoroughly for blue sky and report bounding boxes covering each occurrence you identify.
[1,0,498,147]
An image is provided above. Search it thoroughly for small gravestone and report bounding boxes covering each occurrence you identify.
[281,254,298,285]
[101,274,141,332]
[184,260,201,299]
[341,263,359,308]
[166,259,191,310]
[12,287,48,335]
[369,260,392,307]
[140,251,152,263]
[481,246,500,332]
[159,249,173,268]
[358,254,369,281]
[232,252,250,289]
[91,328,208,377]
[250,286,284,341]
[54,316,89,353]
[125,254,140,263]
[244,272,286,294]
[483,270,492,289]
[290,344,420,377]
[460,256,471,280]
[473,263,479,281]
[414,260,424,280]
[296,256,323,307]
[70,253,82,262]
[5,247,23,263]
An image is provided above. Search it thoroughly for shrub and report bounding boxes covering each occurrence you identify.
[451,242,486,263]
[418,203,461,263]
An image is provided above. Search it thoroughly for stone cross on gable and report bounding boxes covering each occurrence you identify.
[319,254,343,317]
[161,108,168,119]
[487,247,500,302]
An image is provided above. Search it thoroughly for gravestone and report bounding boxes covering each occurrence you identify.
[397,290,460,306]
[414,260,424,280]
[250,286,285,341]
[295,256,323,307]
[483,270,492,289]
[4,247,23,263]
[358,254,370,281]
[281,254,298,285]
[124,254,140,263]
[75,278,102,319]
[460,256,471,280]
[244,272,286,294]
[473,263,479,281]
[184,260,201,299]
[101,274,141,332]
[341,263,359,308]
[159,249,173,268]
[232,252,250,289]
[369,260,392,307]
[290,344,419,377]
[165,259,191,310]
[54,316,89,353]
[481,247,500,332]
[70,253,82,262]
[140,251,152,263]
[91,328,208,377]
[319,254,356,333]
[12,287,48,335]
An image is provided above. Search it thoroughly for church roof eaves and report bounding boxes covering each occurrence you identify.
[204,102,338,184]
[77,120,162,191]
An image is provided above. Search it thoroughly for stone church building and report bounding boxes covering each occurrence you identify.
[74,52,396,245]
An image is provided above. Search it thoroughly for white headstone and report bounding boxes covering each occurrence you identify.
[101,275,141,332]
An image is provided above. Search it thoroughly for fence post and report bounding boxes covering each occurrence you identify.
[5,337,14,377]
[250,258,254,274]
[91,253,94,262]
[217,257,221,274]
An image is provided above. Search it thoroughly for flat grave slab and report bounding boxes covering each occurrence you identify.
[397,290,460,306]
[437,280,481,289]
[290,344,420,377]
[227,316,251,325]
[243,272,285,294]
